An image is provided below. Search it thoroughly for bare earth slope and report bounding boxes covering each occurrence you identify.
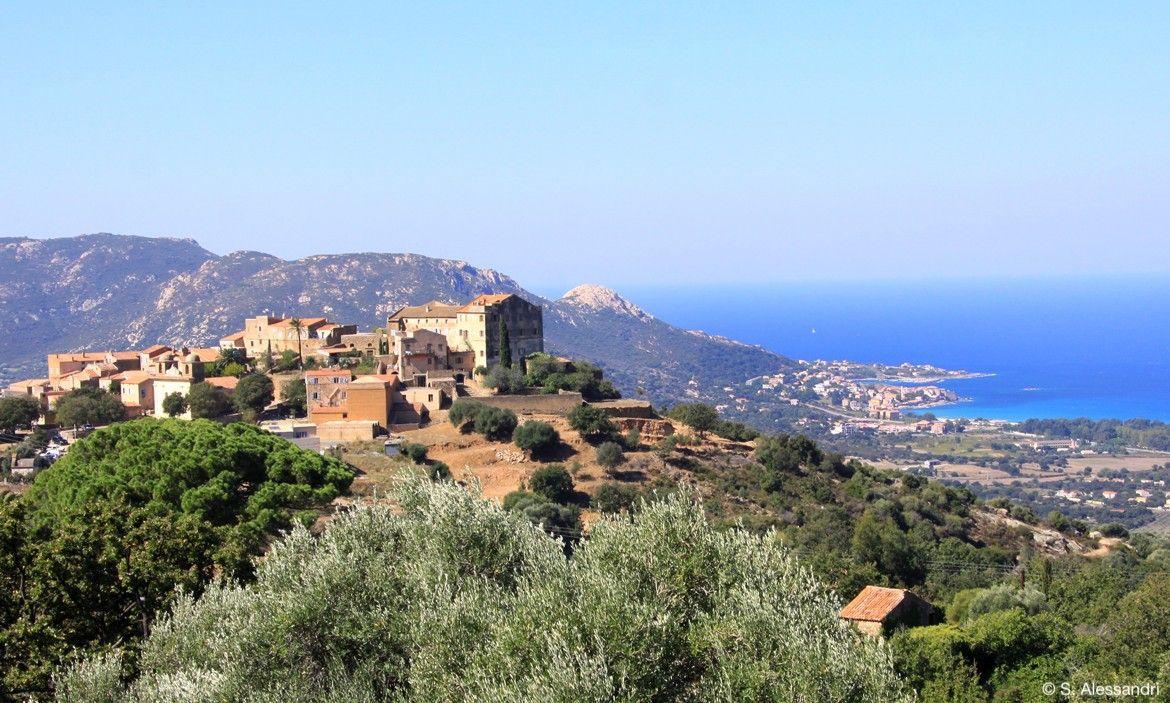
[0,234,792,409]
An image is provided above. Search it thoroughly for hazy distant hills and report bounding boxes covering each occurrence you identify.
[0,234,794,408]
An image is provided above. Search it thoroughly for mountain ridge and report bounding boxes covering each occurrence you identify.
[0,234,795,411]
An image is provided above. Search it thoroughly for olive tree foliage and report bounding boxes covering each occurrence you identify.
[56,480,909,703]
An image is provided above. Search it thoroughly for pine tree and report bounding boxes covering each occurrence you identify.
[498,316,512,368]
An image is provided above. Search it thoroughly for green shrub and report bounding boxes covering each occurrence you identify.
[592,483,640,513]
[55,480,910,702]
[1098,522,1129,538]
[448,399,486,428]
[527,464,575,504]
[400,441,429,464]
[595,441,625,470]
[0,395,41,432]
[483,365,525,394]
[474,406,518,441]
[187,382,231,419]
[666,403,719,436]
[567,404,616,440]
[966,585,1047,620]
[513,421,560,456]
[713,419,760,441]
[428,461,451,482]
[281,378,307,416]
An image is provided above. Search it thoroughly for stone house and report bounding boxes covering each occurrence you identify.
[839,586,935,636]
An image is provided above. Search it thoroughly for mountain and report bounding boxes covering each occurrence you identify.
[0,234,793,410]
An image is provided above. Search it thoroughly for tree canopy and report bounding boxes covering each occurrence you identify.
[234,373,275,417]
[187,382,231,419]
[512,420,559,457]
[55,480,908,703]
[0,419,354,695]
[53,387,125,427]
[161,391,188,417]
[568,404,617,440]
[0,395,41,432]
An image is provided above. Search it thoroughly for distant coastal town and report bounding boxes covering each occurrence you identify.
[746,359,990,420]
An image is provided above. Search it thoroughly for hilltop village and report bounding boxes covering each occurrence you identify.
[2,293,559,445]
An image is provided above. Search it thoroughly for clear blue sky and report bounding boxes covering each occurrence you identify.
[2,3,1168,289]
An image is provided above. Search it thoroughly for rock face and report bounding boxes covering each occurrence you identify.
[0,234,793,411]
[559,284,653,321]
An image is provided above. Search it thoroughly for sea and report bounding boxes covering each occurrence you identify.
[548,276,1170,422]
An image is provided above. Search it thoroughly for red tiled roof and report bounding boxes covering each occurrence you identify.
[271,317,327,329]
[839,586,909,622]
[205,376,239,390]
[220,331,245,341]
[387,301,460,320]
[141,344,172,356]
[305,369,351,378]
[119,370,153,384]
[459,293,514,311]
[188,347,221,362]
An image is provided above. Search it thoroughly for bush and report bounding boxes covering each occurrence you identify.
[55,480,910,702]
[666,403,719,436]
[483,364,526,394]
[713,420,760,442]
[400,441,429,464]
[513,421,560,457]
[448,399,486,429]
[1098,522,1129,538]
[524,354,622,401]
[474,406,518,441]
[567,404,616,440]
[595,441,625,470]
[592,483,640,513]
[428,461,451,482]
[527,464,575,504]
[966,585,1047,619]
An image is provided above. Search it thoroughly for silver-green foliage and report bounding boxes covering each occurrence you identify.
[56,479,909,702]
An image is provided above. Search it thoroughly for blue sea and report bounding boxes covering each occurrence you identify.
[554,277,1170,422]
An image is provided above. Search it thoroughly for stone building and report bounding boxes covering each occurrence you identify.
[839,586,935,636]
[386,293,543,369]
[224,315,357,360]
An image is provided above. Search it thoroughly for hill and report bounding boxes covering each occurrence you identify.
[0,234,795,412]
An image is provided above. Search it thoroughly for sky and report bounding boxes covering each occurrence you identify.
[2,3,1168,289]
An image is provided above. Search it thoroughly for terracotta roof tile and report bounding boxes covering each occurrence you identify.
[839,586,908,622]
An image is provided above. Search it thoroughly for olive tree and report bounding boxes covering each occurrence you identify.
[56,480,910,703]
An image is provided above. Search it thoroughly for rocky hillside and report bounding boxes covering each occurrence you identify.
[0,234,793,409]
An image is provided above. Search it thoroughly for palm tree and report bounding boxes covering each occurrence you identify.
[290,318,304,369]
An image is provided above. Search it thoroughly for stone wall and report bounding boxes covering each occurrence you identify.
[591,399,656,418]
[476,391,584,415]
[614,417,675,442]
